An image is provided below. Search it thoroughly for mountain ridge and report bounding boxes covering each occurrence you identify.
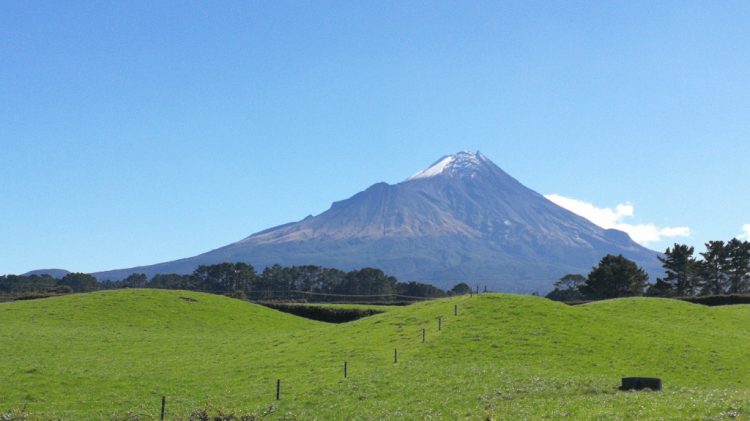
[22,268,71,278]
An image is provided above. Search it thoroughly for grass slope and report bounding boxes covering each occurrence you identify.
[1,290,750,419]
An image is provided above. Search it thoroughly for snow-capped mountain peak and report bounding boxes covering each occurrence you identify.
[93,150,660,293]
[407,150,488,181]
[408,155,455,180]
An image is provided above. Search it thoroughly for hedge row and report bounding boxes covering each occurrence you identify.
[0,292,63,303]
[256,302,383,323]
[678,294,750,306]
[562,294,750,307]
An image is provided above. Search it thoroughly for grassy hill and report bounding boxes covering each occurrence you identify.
[1,290,749,419]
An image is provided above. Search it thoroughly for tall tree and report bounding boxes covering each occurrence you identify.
[336,268,397,296]
[545,274,585,301]
[396,281,446,298]
[449,282,472,295]
[193,263,256,293]
[122,273,148,288]
[150,274,195,290]
[579,255,649,299]
[655,244,698,296]
[698,241,728,295]
[257,264,295,293]
[59,272,98,292]
[555,274,586,291]
[725,238,750,293]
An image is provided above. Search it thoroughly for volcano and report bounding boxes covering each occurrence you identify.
[94,151,660,292]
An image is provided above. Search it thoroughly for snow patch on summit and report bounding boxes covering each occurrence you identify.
[407,151,488,181]
[408,156,455,180]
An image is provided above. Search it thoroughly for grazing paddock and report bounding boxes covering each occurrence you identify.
[1,290,749,419]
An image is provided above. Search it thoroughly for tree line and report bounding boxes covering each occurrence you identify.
[0,272,96,296]
[2,263,472,301]
[547,238,750,301]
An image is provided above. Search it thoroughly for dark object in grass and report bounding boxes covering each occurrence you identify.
[620,377,662,391]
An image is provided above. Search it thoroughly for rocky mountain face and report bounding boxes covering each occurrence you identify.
[94,151,661,292]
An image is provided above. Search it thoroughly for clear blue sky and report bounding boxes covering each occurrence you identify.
[2,1,749,275]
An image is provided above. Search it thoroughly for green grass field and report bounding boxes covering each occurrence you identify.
[2,289,750,419]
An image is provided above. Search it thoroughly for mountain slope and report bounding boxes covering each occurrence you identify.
[94,151,660,291]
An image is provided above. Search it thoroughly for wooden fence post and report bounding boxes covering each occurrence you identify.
[276,379,281,400]
[160,396,165,420]
[344,361,348,378]
[422,328,425,343]
[438,316,442,331]
[394,348,398,363]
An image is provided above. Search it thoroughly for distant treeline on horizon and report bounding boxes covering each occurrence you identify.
[0,263,470,301]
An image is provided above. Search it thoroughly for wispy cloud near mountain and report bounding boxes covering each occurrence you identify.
[739,224,750,240]
[545,194,690,246]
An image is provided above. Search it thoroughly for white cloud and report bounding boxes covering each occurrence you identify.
[544,193,691,246]
[739,224,750,240]
[659,226,692,237]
